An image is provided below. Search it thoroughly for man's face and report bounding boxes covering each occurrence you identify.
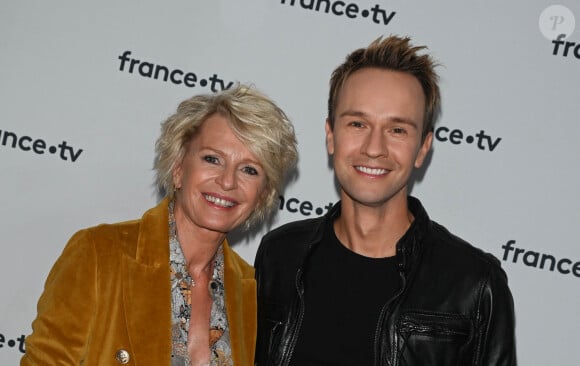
[326,67,433,209]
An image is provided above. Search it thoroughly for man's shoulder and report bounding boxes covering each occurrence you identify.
[410,196,500,269]
[426,220,503,273]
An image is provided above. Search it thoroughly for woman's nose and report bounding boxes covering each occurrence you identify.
[215,166,237,190]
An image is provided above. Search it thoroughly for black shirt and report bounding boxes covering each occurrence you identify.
[290,219,400,365]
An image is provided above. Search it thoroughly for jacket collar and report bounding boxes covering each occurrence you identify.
[122,198,172,364]
[135,197,171,267]
[396,196,431,273]
[223,243,257,365]
[308,196,431,272]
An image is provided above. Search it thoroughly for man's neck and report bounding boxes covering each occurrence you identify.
[334,195,414,258]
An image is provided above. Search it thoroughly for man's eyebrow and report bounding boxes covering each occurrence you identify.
[337,109,367,119]
[338,109,419,127]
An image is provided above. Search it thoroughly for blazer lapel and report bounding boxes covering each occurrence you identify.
[223,243,257,366]
[122,199,172,365]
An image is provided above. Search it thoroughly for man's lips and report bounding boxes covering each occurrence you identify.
[355,165,389,176]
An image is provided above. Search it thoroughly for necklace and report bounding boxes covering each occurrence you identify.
[189,260,216,288]
[169,200,196,289]
[169,200,215,289]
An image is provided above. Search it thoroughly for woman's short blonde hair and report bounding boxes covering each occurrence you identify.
[154,84,298,227]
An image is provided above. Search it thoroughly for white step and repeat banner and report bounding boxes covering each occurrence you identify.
[1,1,578,364]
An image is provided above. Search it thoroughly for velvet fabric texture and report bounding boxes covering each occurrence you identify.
[21,198,257,365]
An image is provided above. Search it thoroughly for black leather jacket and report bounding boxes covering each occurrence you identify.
[255,197,516,366]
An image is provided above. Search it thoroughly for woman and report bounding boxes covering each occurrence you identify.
[21,84,298,366]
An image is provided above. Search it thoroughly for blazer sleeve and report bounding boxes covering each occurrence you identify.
[475,264,517,366]
[21,229,98,366]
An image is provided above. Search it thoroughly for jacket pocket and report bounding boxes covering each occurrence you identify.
[397,311,473,366]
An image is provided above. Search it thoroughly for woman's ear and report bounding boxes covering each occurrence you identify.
[172,162,183,190]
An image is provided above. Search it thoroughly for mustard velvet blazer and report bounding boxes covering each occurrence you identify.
[21,198,257,365]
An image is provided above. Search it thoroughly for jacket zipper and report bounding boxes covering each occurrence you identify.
[399,319,469,337]
[373,268,406,366]
[280,268,306,366]
[279,220,327,366]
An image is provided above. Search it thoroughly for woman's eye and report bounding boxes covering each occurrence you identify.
[203,155,219,164]
[242,166,259,176]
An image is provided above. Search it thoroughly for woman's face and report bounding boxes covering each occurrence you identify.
[172,113,267,236]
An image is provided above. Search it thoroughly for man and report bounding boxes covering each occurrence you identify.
[254,36,516,365]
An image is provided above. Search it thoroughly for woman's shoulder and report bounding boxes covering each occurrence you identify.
[79,218,141,242]
[60,218,143,263]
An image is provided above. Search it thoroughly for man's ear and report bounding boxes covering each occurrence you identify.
[415,131,433,168]
[325,119,335,155]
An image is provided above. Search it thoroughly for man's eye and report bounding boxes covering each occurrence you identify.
[243,166,258,176]
[349,121,364,128]
[203,155,219,164]
[392,127,406,134]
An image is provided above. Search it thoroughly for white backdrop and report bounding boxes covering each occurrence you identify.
[1,1,579,364]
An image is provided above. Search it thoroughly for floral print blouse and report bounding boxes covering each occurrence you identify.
[169,201,233,366]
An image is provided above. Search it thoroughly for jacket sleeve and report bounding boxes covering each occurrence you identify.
[475,264,517,366]
[21,230,97,366]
